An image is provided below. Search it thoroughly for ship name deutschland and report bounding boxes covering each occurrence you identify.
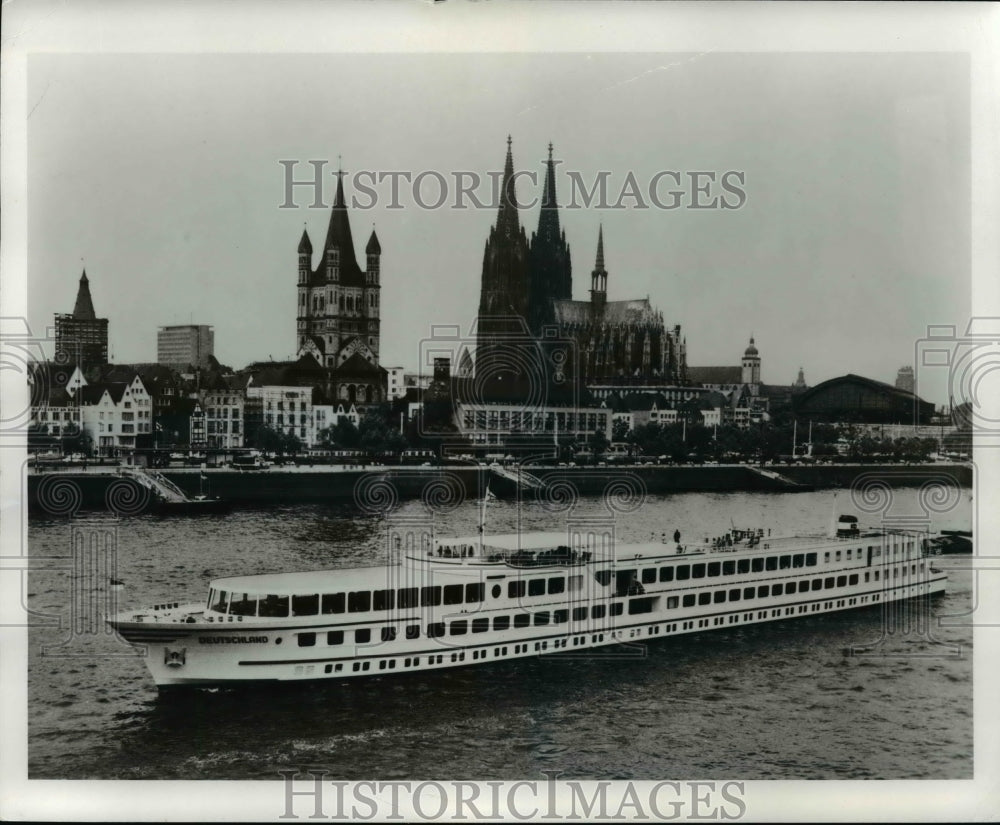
[198,635,269,645]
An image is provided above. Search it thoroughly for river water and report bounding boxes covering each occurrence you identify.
[26,487,973,779]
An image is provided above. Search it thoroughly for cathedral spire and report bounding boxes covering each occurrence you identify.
[590,225,607,309]
[72,269,97,320]
[496,135,521,235]
[537,141,560,239]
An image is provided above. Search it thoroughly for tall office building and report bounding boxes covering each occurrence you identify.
[157,324,215,369]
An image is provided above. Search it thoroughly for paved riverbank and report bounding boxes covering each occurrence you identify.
[27,462,972,516]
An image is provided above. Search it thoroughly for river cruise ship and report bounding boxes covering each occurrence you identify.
[108,520,947,688]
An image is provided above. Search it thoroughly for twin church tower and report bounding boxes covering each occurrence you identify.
[293,138,686,402]
[475,138,686,389]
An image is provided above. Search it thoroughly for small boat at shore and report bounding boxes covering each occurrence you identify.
[923,530,972,555]
[108,515,947,689]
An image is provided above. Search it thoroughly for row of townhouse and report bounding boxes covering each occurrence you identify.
[32,364,361,455]
[31,367,154,455]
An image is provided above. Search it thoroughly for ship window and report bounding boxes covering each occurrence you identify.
[554,609,568,624]
[729,589,741,601]
[825,577,835,588]
[493,615,510,631]
[534,612,550,626]
[572,607,588,621]
[610,603,623,616]
[629,598,654,615]
[259,595,289,617]
[472,617,490,633]
[322,593,345,614]
[707,562,721,577]
[766,557,778,571]
[806,553,817,567]
[743,587,755,599]
[548,577,566,594]
[568,575,583,592]
[676,565,690,581]
[348,591,371,613]
[757,585,769,598]
[792,554,804,568]
[837,576,847,587]
[444,585,464,605]
[297,632,316,647]
[355,628,371,644]
[229,594,259,617]
[849,574,858,586]
[327,630,344,645]
[210,590,229,613]
[509,581,526,599]
[698,593,711,606]
[811,579,822,591]
[641,568,657,584]
[514,614,530,628]
[466,583,485,602]
[692,564,706,579]
[373,590,395,611]
[723,561,736,575]
[836,551,841,561]
[659,567,674,582]
[798,581,810,593]
[292,594,319,616]
[592,604,607,619]
[751,558,764,572]
[738,559,750,574]
[406,624,420,639]
[772,583,783,596]
[595,570,613,586]
[824,552,830,563]
[528,579,546,596]
[397,588,418,609]
[427,622,445,638]
[666,596,679,609]
[381,627,396,642]
[421,586,442,606]
[874,570,880,581]
[450,620,467,636]
[682,595,696,607]
[713,591,726,604]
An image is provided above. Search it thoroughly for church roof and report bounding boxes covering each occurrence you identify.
[687,366,743,385]
[365,229,381,255]
[298,229,313,254]
[72,271,97,320]
[551,297,660,326]
[335,352,384,376]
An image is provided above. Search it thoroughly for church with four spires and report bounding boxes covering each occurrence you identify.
[294,170,386,404]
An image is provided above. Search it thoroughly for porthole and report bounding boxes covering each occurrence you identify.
[275,638,283,645]
[492,584,501,599]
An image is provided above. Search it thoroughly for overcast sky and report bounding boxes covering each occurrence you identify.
[27,52,968,403]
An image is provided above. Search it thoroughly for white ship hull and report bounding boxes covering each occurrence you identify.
[108,527,947,689]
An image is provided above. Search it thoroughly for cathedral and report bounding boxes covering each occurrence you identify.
[474,138,685,394]
[295,170,386,404]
